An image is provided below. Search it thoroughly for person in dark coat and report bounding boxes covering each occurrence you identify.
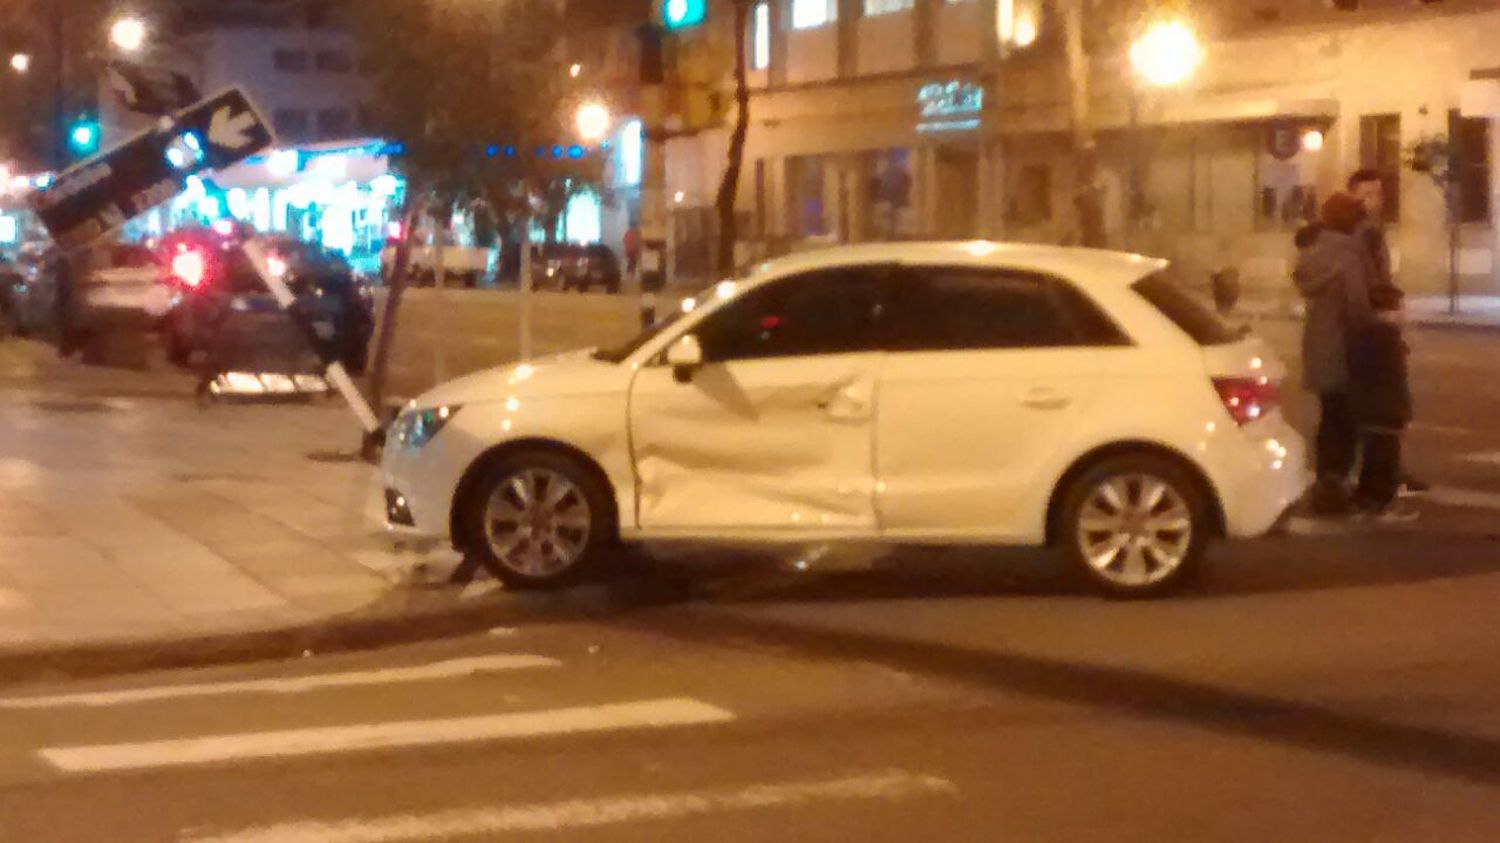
[1348,168,1428,496]
[1347,284,1417,520]
[1293,193,1377,515]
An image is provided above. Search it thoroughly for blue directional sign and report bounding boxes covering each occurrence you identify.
[30,87,274,250]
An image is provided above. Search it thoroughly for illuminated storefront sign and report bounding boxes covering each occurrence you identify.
[918,80,984,133]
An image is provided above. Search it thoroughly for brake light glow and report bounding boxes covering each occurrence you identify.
[171,249,208,289]
[1213,377,1280,426]
[386,221,404,242]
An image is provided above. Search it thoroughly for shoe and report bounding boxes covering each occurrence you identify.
[1307,479,1355,517]
[1355,501,1420,524]
[1397,475,1431,498]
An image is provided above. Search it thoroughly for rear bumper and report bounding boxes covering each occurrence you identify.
[1217,418,1312,539]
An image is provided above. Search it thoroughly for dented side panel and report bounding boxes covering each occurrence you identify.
[627,354,880,532]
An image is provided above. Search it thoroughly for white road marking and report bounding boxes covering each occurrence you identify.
[0,655,560,710]
[1425,485,1500,512]
[183,769,956,843]
[1460,452,1500,467]
[40,698,734,773]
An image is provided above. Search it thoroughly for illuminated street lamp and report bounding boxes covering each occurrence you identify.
[575,101,612,143]
[9,52,30,74]
[1129,20,1203,88]
[110,16,150,53]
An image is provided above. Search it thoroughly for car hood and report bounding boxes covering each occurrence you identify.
[410,348,627,410]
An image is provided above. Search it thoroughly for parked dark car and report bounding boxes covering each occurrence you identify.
[160,233,375,377]
[531,243,622,294]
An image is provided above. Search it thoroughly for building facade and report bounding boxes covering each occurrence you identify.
[665,0,1500,299]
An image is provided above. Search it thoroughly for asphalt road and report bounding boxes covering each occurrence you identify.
[0,321,1498,840]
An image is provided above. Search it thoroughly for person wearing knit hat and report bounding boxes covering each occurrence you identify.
[1292,192,1379,516]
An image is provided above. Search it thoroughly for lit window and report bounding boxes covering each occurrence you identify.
[792,0,836,29]
[863,0,913,15]
[752,2,770,70]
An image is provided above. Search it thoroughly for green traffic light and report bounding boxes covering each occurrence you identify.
[68,120,101,155]
[663,0,705,29]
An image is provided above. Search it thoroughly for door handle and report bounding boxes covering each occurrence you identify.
[1021,389,1072,411]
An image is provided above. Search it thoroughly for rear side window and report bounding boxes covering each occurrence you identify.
[885,267,1089,351]
[1133,272,1241,346]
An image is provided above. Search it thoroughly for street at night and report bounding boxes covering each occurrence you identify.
[6,0,1500,840]
[0,317,1499,840]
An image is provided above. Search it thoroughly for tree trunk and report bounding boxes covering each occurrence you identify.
[1061,0,1106,249]
[367,199,420,440]
[715,1,753,276]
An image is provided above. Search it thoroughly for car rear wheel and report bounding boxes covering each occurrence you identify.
[460,450,614,590]
[1057,455,1209,598]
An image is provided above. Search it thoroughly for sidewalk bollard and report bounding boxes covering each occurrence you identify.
[640,291,658,329]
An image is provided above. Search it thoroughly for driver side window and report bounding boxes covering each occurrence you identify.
[694,267,890,363]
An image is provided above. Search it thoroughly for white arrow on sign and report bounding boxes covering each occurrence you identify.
[208,107,259,151]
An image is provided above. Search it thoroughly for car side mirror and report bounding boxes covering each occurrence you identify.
[667,334,704,383]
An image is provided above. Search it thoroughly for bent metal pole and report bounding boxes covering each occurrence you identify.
[241,237,381,434]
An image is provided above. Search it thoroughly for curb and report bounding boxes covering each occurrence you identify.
[0,574,688,690]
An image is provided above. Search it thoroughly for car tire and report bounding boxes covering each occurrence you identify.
[1056,454,1210,599]
[459,450,616,591]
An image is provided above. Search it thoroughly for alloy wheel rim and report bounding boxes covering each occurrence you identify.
[1076,473,1193,587]
[483,468,592,577]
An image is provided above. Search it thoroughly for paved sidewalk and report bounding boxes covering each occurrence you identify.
[0,340,503,668]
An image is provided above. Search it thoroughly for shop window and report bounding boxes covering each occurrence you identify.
[864,0,914,15]
[1449,109,1491,224]
[1257,126,1319,230]
[273,49,308,73]
[315,50,352,74]
[317,108,353,139]
[1005,163,1052,226]
[751,2,771,70]
[1360,114,1402,223]
[867,148,914,240]
[786,155,828,238]
[273,108,310,138]
[792,0,836,29]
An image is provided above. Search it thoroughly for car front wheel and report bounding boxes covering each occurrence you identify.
[459,450,614,590]
[1057,455,1210,598]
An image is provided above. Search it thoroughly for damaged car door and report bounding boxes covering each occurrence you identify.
[627,266,892,534]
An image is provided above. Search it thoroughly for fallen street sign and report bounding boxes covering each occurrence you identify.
[29,130,183,250]
[29,87,275,251]
[105,60,201,117]
[171,87,275,173]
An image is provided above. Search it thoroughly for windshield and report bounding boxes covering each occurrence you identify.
[591,280,735,364]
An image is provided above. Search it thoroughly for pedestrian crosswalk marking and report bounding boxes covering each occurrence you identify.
[184,769,955,842]
[0,655,561,710]
[39,698,735,773]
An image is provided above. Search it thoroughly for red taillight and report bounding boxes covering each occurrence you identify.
[172,249,208,289]
[1213,377,1280,426]
[385,221,404,243]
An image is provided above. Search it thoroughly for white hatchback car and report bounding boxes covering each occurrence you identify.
[382,243,1308,597]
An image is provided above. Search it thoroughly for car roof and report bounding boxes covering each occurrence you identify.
[747,241,1168,289]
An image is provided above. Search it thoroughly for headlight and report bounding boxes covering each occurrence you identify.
[392,405,462,449]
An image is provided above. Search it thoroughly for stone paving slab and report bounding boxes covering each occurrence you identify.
[0,340,456,663]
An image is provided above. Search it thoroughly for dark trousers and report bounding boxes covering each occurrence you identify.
[1316,392,1359,480]
[1355,430,1402,508]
